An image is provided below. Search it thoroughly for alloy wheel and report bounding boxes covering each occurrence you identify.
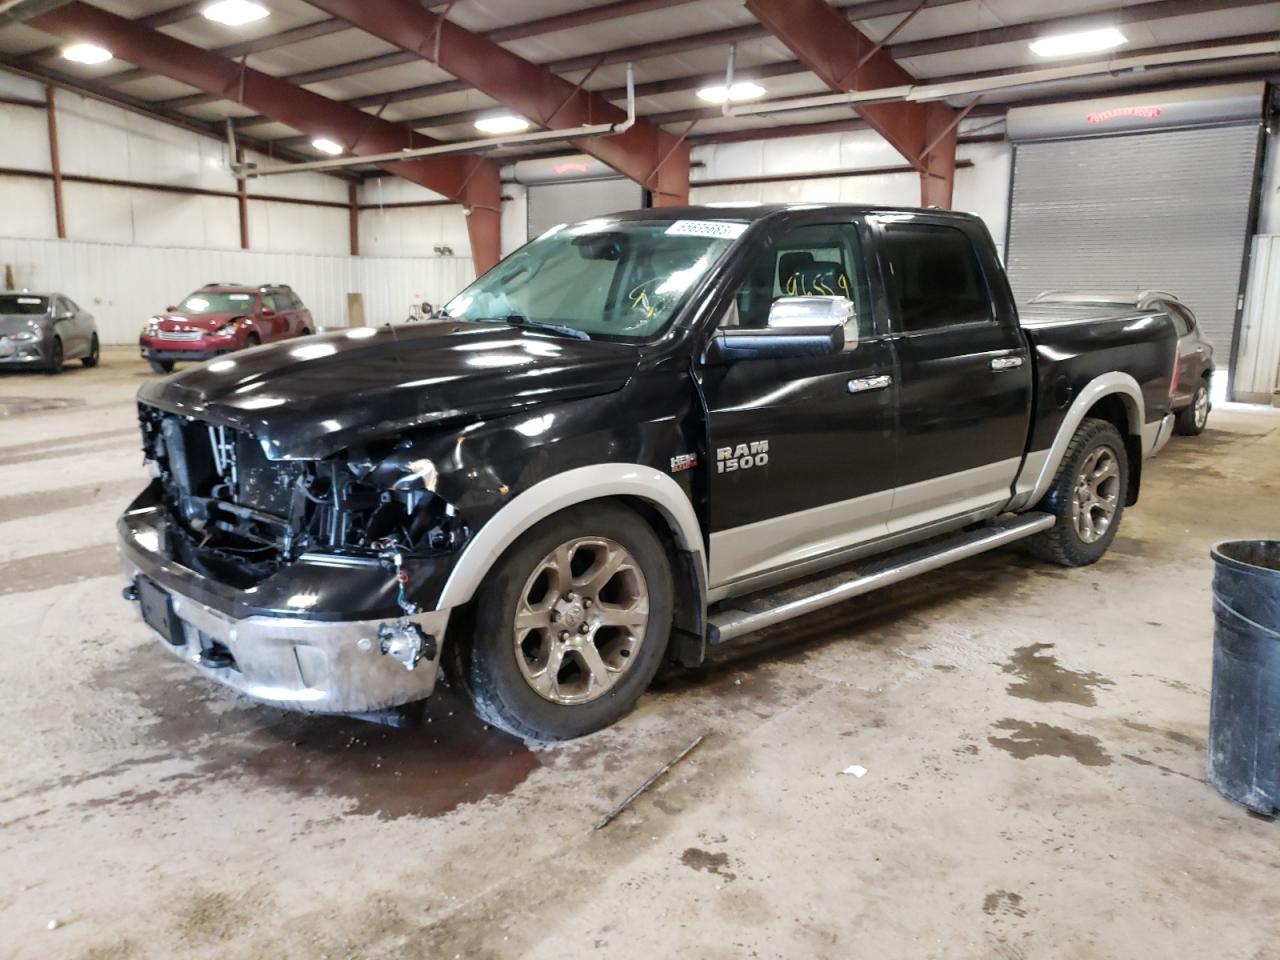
[1194,386,1209,430]
[513,536,649,705]
[1071,445,1120,544]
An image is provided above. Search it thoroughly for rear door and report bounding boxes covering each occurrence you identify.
[701,214,898,592]
[257,291,287,341]
[872,215,1032,534]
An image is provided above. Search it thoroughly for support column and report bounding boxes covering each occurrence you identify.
[348,182,359,256]
[236,148,249,249]
[462,158,503,276]
[44,85,65,239]
[920,102,958,209]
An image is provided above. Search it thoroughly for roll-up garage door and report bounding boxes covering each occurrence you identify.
[1006,122,1261,360]
[526,178,644,240]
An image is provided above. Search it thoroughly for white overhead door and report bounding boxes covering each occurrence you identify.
[1006,123,1262,369]
[526,178,645,241]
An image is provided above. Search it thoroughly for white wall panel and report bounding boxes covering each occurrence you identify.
[0,235,474,345]
[0,102,52,171]
[248,200,348,256]
[62,181,134,244]
[55,95,133,181]
[0,176,57,238]
[359,203,471,258]
[0,73,45,101]
[1233,234,1280,404]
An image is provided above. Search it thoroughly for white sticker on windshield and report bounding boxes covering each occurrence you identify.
[17,297,42,304]
[229,294,251,300]
[665,220,747,240]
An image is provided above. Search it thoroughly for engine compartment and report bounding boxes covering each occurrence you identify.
[138,403,468,588]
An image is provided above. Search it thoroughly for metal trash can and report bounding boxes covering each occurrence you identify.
[1208,540,1280,816]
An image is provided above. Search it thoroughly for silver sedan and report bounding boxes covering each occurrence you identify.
[0,292,100,374]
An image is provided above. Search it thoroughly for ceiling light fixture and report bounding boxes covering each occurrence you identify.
[202,0,270,27]
[474,114,531,135]
[61,42,112,65]
[311,138,343,155]
[1029,27,1127,59]
[696,81,767,104]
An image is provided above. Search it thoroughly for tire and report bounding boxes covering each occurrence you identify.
[455,503,674,741]
[300,328,312,336]
[1174,381,1209,436]
[1027,418,1128,567]
[82,334,100,368]
[44,337,63,375]
[246,332,261,348]
[148,359,174,374]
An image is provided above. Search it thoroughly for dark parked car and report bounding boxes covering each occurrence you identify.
[120,205,1180,740]
[1030,290,1214,436]
[0,291,99,374]
[139,282,314,374]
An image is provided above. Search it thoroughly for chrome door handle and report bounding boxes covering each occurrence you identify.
[990,355,1024,371]
[848,374,892,394]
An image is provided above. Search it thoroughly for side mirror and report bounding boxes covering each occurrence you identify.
[166,305,178,312]
[259,307,276,318]
[706,296,853,363]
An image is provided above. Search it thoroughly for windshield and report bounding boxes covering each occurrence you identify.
[179,291,257,314]
[443,218,747,340]
[0,295,49,315]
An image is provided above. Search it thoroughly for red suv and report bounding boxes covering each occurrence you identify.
[139,283,314,373]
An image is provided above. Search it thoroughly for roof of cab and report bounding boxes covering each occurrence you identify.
[604,203,982,224]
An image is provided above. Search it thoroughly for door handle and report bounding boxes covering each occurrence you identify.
[990,355,1024,371]
[848,374,892,394]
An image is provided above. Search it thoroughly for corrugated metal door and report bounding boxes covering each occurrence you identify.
[526,178,644,240]
[1006,124,1261,359]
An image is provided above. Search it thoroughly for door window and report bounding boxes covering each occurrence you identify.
[880,223,993,332]
[723,222,871,339]
[259,293,279,312]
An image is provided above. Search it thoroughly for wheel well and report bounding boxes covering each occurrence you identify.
[1083,394,1142,506]
[614,496,707,669]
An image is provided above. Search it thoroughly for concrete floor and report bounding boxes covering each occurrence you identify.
[1,346,1278,959]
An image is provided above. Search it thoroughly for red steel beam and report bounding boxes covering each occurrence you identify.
[44,83,65,239]
[26,1,503,272]
[305,0,691,205]
[744,0,960,208]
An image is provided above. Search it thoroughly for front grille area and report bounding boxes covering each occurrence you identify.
[156,329,204,341]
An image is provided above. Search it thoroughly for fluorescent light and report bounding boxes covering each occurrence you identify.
[311,137,343,155]
[62,43,112,65]
[474,114,531,135]
[696,81,767,104]
[202,0,269,26]
[1029,27,1126,58]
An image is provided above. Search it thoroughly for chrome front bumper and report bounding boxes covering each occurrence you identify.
[121,560,451,715]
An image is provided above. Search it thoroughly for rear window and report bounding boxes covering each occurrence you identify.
[179,291,256,313]
[880,223,993,332]
[0,295,49,315]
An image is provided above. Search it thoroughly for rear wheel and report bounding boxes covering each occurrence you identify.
[245,332,261,348]
[148,358,174,374]
[82,334,100,368]
[44,337,63,374]
[1175,381,1209,436]
[1027,418,1128,567]
[455,503,673,741]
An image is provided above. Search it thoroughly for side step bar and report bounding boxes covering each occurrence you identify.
[707,512,1055,645]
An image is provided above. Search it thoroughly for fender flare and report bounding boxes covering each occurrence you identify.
[435,463,706,610]
[1017,372,1145,509]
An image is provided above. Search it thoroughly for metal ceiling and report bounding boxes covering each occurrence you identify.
[2,0,1277,171]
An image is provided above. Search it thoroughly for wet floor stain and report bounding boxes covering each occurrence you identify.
[0,542,120,595]
[1121,720,1205,750]
[90,651,541,821]
[982,890,1026,918]
[1001,643,1113,706]
[987,719,1112,766]
[680,847,736,882]
[0,395,85,416]
[1121,753,1206,784]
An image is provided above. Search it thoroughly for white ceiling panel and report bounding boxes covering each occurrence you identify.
[160,0,331,50]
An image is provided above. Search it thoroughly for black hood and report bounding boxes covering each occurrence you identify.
[137,322,640,459]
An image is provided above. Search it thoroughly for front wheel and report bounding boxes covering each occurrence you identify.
[44,338,63,374]
[148,358,174,374]
[1027,418,1128,567]
[1175,381,1210,436]
[455,503,674,741]
[82,334,100,368]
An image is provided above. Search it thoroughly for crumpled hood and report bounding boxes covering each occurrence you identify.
[136,321,640,459]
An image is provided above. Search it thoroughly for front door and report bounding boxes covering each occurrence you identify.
[872,215,1032,534]
[701,217,898,592]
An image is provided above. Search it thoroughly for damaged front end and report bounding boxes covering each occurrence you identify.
[119,404,470,716]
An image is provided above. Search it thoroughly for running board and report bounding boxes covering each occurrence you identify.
[707,512,1055,645]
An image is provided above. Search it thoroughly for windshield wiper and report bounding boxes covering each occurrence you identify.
[491,314,591,340]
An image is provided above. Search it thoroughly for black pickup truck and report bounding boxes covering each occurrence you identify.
[119,205,1178,739]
